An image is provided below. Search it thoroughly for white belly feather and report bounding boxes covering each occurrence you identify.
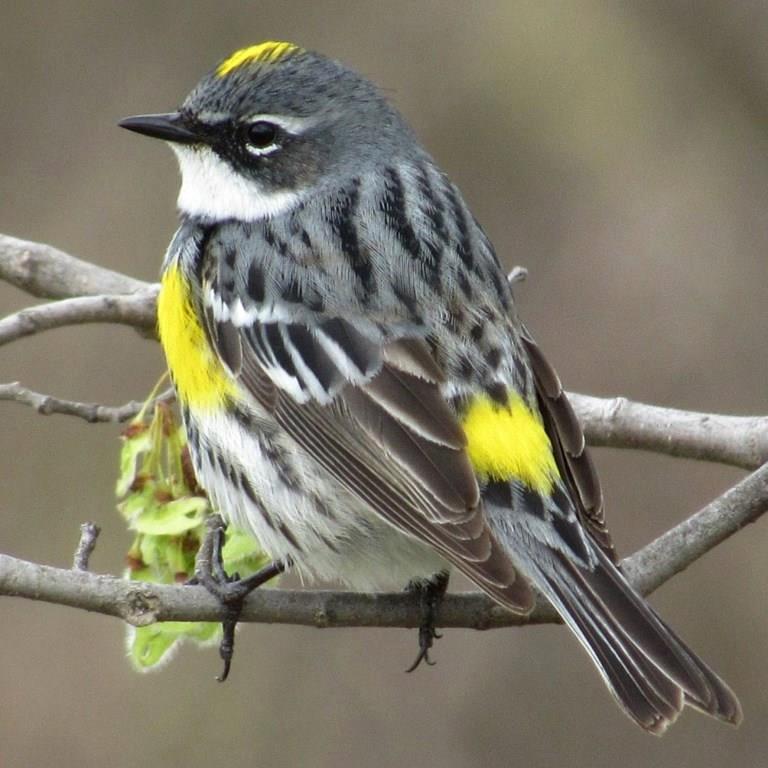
[185,405,447,591]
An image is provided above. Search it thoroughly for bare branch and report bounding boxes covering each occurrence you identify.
[0,233,152,299]
[570,393,768,471]
[623,460,768,595]
[2,462,765,629]
[507,265,528,285]
[0,290,158,348]
[0,382,173,423]
[73,523,101,571]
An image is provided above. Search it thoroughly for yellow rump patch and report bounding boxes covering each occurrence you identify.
[462,393,559,494]
[216,41,301,77]
[158,265,237,410]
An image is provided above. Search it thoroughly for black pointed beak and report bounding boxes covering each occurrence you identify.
[118,112,199,144]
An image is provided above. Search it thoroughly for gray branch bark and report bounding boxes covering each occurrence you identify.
[0,233,150,299]
[570,393,768,470]
[0,291,157,348]
[0,382,173,423]
[1,461,766,629]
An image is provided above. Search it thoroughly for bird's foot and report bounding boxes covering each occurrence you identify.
[405,570,449,673]
[193,514,285,681]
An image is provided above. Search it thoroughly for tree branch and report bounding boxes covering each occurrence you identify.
[0,291,157,348]
[1,461,766,629]
[624,459,768,595]
[0,382,173,423]
[570,393,768,471]
[72,523,101,571]
[0,233,151,299]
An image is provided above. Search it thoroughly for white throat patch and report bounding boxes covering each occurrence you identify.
[170,144,301,221]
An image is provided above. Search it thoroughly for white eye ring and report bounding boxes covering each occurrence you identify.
[246,141,280,157]
[245,142,280,157]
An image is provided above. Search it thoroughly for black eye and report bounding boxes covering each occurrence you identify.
[245,121,278,149]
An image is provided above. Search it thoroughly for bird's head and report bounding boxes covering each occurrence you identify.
[120,41,414,221]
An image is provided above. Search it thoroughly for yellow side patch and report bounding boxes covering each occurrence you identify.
[158,265,237,410]
[216,41,301,77]
[462,393,559,494]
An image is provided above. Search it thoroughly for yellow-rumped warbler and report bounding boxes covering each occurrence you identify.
[120,41,740,733]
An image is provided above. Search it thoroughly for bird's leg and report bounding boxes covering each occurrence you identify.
[405,570,450,673]
[193,514,285,682]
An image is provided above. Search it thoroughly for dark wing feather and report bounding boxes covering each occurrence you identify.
[360,364,468,451]
[520,328,617,563]
[205,299,533,612]
[278,348,533,609]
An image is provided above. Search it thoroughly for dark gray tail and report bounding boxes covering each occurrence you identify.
[516,538,741,734]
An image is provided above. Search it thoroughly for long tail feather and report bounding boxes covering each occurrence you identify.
[502,531,741,733]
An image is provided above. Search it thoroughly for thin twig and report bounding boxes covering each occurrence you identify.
[0,382,174,423]
[0,290,158,348]
[73,523,101,571]
[2,462,766,628]
[623,460,768,595]
[569,393,768,471]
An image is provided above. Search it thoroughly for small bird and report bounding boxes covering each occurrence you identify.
[120,41,741,733]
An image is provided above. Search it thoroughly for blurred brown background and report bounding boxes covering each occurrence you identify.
[1,2,766,767]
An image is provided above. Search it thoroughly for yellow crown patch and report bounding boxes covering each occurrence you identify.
[216,41,301,77]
